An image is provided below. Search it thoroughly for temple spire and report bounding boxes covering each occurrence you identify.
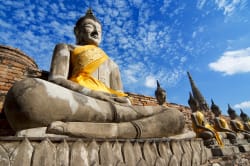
[187,71,209,111]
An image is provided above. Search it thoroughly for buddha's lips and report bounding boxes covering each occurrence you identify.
[91,34,98,39]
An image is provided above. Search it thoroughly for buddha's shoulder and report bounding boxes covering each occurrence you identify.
[54,43,76,51]
[106,58,119,68]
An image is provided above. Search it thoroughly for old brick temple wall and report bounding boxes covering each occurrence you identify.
[0,45,42,112]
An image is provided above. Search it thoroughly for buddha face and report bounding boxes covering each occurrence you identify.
[211,105,221,117]
[241,115,248,122]
[228,111,237,119]
[211,107,221,117]
[74,18,102,46]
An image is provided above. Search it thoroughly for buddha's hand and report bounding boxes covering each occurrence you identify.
[50,77,84,92]
[80,88,130,104]
[79,88,114,102]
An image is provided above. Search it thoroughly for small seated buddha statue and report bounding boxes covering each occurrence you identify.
[210,99,236,141]
[4,9,185,138]
[240,109,250,132]
[188,93,223,146]
[227,105,250,139]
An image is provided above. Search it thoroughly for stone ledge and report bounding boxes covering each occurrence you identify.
[0,137,210,166]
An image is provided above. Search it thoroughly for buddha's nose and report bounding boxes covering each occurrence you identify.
[91,29,98,38]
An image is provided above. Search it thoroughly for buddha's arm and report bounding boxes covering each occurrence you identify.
[230,120,239,132]
[245,123,250,131]
[215,118,235,133]
[49,44,70,81]
[49,44,104,96]
[110,62,123,91]
[230,120,248,133]
[191,114,213,132]
[48,43,84,92]
[48,44,126,103]
[49,43,70,81]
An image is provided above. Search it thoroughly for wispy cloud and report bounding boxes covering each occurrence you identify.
[196,0,207,9]
[1,0,249,99]
[209,47,250,75]
[145,76,156,88]
[234,101,250,109]
[160,0,172,14]
[192,26,204,38]
[214,0,244,16]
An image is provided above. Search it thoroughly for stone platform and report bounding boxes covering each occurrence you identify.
[0,137,211,166]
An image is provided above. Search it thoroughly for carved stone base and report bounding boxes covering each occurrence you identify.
[211,146,238,156]
[239,144,250,152]
[0,137,211,166]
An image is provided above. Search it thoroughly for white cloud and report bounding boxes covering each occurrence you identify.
[192,26,204,38]
[129,0,143,7]
[192,31,197,38]
[197,0,207,9]
[160,0,172,14]
[209,47,250,75]
[123,63,145,83]
[234,101,250,109]
[0,0,191,94]
[145,76,156,88]
[0,19,12,28]
[214,0,242,16]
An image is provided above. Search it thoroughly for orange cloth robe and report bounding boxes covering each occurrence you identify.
[69,45,127,97]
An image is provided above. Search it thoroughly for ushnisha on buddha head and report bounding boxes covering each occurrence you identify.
[74,9,102,46]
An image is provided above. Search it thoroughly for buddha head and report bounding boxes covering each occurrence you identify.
[240,109,249,122]
[74,9,102,46]
[227,104,237,119]
[210,99,221,117]
[188,92,199,112]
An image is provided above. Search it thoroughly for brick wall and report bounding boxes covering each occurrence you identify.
[0,45,42,112]
[127,92,193,130]
[0,45,45,135]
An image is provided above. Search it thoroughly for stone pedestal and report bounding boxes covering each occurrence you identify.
[0,137,211,166]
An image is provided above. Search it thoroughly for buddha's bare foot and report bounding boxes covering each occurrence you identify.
[47,121,66,134]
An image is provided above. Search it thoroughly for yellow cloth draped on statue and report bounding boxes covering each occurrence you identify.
[214,117,230,130]
[219,117,230,129]
[235,120,244,131]
[69,45,127,97]
[192,111,223,146]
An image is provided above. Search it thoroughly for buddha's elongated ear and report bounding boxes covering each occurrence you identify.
[74,26,82,44]
[74,26,78,36]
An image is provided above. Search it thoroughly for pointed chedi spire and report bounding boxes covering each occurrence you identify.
[187,71,209,111]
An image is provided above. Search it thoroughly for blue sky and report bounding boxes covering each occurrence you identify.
[1,0,250,116]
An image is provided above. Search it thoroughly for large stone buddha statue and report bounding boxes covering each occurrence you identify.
[4,9,185,138]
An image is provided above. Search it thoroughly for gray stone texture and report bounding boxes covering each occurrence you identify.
[0,138,212,166]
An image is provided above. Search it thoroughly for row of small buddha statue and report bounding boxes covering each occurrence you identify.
[189,94,250,146]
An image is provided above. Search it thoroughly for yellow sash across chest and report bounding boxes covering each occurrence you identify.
[69,45,127,97]
[219,117,230,129]
[235,120,244,130]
